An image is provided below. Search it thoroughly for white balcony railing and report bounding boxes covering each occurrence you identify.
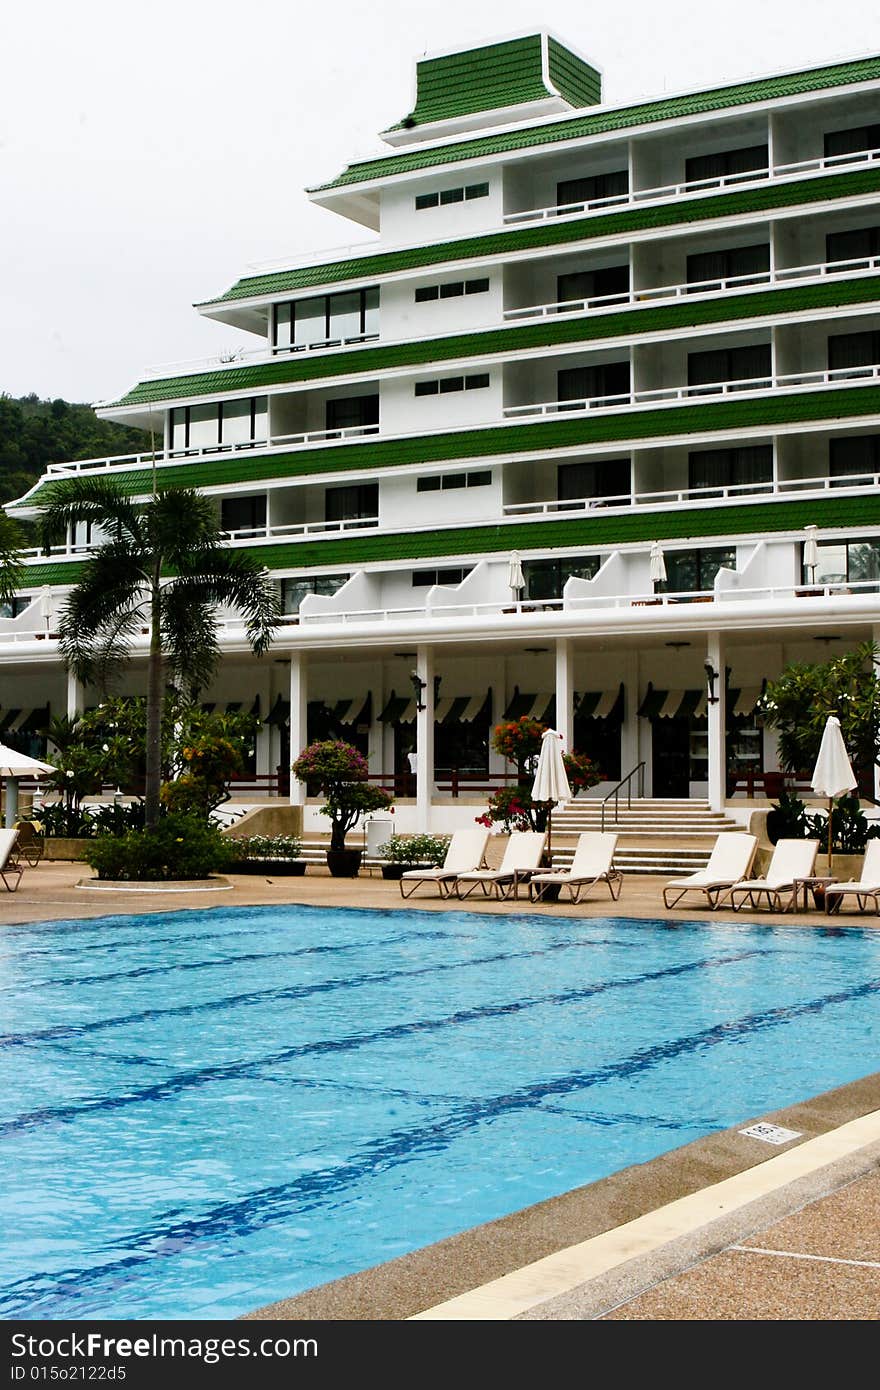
[502,362,880,422]
[503,253,880,323]
[143,333,380,381]
[502,144,880,227]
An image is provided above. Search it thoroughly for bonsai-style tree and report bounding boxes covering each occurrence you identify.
[292,740,392,851]
[37,478,279,827]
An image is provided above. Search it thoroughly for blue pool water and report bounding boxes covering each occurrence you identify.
[1,904,878,1320]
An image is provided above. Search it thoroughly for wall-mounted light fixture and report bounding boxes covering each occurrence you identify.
[704,659,720,705]
[410,670,428,711]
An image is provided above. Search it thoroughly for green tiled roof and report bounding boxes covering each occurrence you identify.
[18,561,85,586]
[22,491,880,585]
[385,36,600,133]
[21,385,880,508]
[121,274,880,406]
[311,53,880,193]
[199,167,880,307]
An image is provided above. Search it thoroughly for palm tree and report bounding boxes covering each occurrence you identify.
[0,510,23,605]
[38,477,280,826]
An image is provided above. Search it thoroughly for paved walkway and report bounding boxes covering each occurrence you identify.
[4,859,879,1321]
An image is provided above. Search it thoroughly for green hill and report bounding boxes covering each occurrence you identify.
[0,394,153,506]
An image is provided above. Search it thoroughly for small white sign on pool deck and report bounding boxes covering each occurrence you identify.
[739,1122,803,1146]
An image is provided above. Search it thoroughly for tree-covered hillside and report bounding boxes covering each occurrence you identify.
[0,394,152,505]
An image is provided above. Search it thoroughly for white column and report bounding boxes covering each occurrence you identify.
[288,652,308,807]
[66,671,83,721]
[874,629,880,803]
[619,651,640,791]
[415,644,434,832]
[707,633,726,812]
[488,658,507,778]
[555,638,573,752]
[368,661,384,778]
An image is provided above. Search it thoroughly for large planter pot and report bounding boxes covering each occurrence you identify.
[326,848,363,878]
[380,862,433,880]
[235,859,307,876]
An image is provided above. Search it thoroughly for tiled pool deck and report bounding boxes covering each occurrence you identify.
[3,860,878,1322]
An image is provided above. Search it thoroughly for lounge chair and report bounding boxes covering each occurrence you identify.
[453,830,546,900]
[0,829,23,893]
[399,827,490,898]
[12,820,44,868]
[529,832,622,904]
[726,838,819,912]
[825,839,880,915]
[662,832,758,909]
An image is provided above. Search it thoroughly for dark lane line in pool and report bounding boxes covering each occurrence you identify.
[0,948,768,1135]
[4,970,877,1318]
[0,931,679,1050]
[0,926,458,996]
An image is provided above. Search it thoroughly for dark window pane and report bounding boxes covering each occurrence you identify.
[687,243,769,286]
[414,380,439,396]
[466,471,492,487]
[824,124,880,159]
[465,373,489,390]
[439,187,464,205]
[416,476,442,491]
[465,183,489,199]
[442,473,466,488]
[558,457,631,500]
[830,435,880,477]
[828,331,880,372]
[558,264,629,303]
[826,227,880,264]
[325,483,378,522]
[415,285,439,302]
[438,568,467,584]
[558,360,630,402]
[221,494,266,532]
[557,170,628,206]
[465,277,490,294]
[325,394,379,430]
[687,344,770,387]
[439,376,464,393]
[415,192,439,209]
[686,144,767,184]
[688,445,772,490]
[439,281,464,298]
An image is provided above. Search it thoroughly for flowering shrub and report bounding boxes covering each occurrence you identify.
[563,749,603,796]
[160,731,244,817]
[479,722,603,831]
[227,834,303,861]
[377,833,450,864]
[476,786,535,834]
[292,740,393,851]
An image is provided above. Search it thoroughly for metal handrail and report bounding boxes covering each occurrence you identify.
[601,761,646,832]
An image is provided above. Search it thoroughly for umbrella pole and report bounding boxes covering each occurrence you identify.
[828,797,833,875]
[546,803,552,862]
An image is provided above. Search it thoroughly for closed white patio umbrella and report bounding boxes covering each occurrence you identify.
[803,525,819,584]
[649,541,667,590]
[507,551,525,603]
[0,743,54,829]
[810,714,857,871]
[531,728,571,860]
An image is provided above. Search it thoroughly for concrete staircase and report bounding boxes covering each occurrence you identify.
[293,801,747,877]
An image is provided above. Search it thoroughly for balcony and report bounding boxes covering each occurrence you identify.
[502,143,880,228]
[143,333,380,382]
[503,252,880,324]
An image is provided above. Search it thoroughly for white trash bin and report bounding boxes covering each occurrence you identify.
[365,815,394,860]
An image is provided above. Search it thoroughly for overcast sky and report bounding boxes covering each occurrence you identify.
[3,0,880,406]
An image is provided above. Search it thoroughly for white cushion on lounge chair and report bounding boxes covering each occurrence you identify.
[663,832,757,907]
[825,839,880,902]
[399,827,489,896]
[530,832,621,902]
[454,831,546,898]
[728,839,819,908]
[0,829,23,893]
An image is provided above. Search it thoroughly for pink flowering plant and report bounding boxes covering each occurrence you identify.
[292,740,392,851]
[477,721,603,832]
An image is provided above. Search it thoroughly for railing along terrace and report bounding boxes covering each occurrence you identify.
[220,515,380,544]
[502,144,880,225]
[503,253,880,323]
[143,333,380,380]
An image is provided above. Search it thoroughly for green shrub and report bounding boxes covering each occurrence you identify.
[377,833,450,864]
[85,813,231,881]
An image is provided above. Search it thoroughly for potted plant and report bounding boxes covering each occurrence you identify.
[292,740,393,877]
[376,833,450,880]
[228,834,306,876]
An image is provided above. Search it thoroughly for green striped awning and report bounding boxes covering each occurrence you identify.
[575,685,624,720]
[638,686,706,719]
[503,690,555,721]
[378,692,417,724]
[433,692,491,725]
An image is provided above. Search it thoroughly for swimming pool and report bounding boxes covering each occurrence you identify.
[1,904,878,1320]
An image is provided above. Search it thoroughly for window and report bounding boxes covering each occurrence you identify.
[663,548,736,594]
[686,243,770,290]
[687,344,771,390]
[325,483,378,522]
[826,226,880,265]
[557,458,631,503]
[280,574,349,614]
[414,374,489,396]
[416,182,488,209]
[688,445,773,492]
[828,331,880,373]
[416,471,492,492]
[221,494,267,535]
[325,395,379,431]
[806,538,880,589]
[557,361,630,405]
[830,435,880,479]
[557,265,629,306]
[0,596,30,619]
[414,277,489,303]
[824,124,880,160]
[412,567,470,586]
[170,397,267,454]
[685,144,768,185]
[523,555,600,600]
[273,287,379,351]
[557,170,628,208]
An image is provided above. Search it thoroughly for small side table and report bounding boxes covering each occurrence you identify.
[791,876,837,912]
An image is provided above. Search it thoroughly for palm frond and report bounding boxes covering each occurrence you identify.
[169,551,280,655]
[36,476,146,553]
[159,586,219,698]
[0,510,24,604]
[59,556,149,686]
